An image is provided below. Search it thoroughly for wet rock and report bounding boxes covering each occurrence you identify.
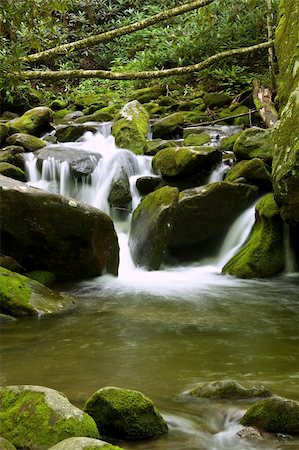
[0,175,119,281]
[129,185,179,269]
[0,162,26,181]
[145,138,179,156]
[108,167,132,208]
[187,380,272,399]
[84,386,168,440]
[237,427,263,440]
[152,146,221,179]
[183,132,211,146]
[151,112,187,139]
[0,267,74,317]
[222,194,284,278]
[8,106,54,136]
[6,133,46,152]
[224,158,272,191]
[0,255,24,273]
[48,437,125,450]
[169,182,258,251]
[112,100,149,154]
[0,146,25,169]
[136,175,162,195]
[233,127,273,163]
[0,385,99,449]
[240,396,299,434]
[55,124,98,142]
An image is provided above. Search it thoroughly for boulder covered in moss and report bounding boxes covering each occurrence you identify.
[151,112,187,139]
[203,92,232,108]
[129,85,166,103]
[0,267,74,317]
[112,100,149,154]
[240,396,299,434]
[129,186,179,269]
[84,387,168,440]
[0,385,100,449]
[25,270,56,287]
[224,158,271,191]
[0,146,25,170]
[55,124,97,142]
[75,105,118,124]
[152,146,221,179]
[187,380,272,400]
[233,127,273,163]
[183,132,210,146]
[8,106,54,136]
[49,437,125,450]
[169,182,258,250]
[0,175,119,281]
[0,122,9,145]
[219,130,243,152]
[6,133,46,152]
[0,162,26,181]
[145,138,178,156]
[222,193,284,278]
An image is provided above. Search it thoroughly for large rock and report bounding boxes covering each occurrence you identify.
[0,267,73,317]
[49,437,124,450]
[240,396,299,434]
[0,175,119,281]
[0,146,25,169]
[0,385,100,449]
[8,107,54,136]
[169,182,258,249]
[6,133,46,151]
[152,146,221,179]
[129,186,179,269]
[129,86,166,103]
[0,162,26,181]
[187,380,272,400]
[151,112,186,139]
[112,100,149,154]
[222,194,284,278]
[84,387,168,440]
[203,92,232,108]
[55,124,97,142]
[224,158,271,191]
[233,127,273,163]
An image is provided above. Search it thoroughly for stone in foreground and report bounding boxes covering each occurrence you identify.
[84,387,168,440]
[48,437,125,450]
[0,385,100,449]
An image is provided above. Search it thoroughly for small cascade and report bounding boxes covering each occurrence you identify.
[284,224,298,275]
[207,161,229,183]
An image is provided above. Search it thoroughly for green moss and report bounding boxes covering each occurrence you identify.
[224,158,271,189]
[0,122,9,144]
[0,437,16,450]
[49,99,69,111]
[219,131,243,152]
[54,108,76,120]
[151,112,187,139]
[48,437,125,450]
[8,107,54,135]
[240,396,299,434]
[55,125,97,142]
[222,194,284,278]
[183,133,210,146]
[75,105,118,124]
[6,133,46,151]
[203,92,232,108]
[26,270,56,287]
[0,162,26,181]
[0,386,100,449]
[233,127,273,163]
[129,86,166,103]
[84,387,168,440]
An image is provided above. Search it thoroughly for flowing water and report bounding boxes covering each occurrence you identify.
[1,127,299,450]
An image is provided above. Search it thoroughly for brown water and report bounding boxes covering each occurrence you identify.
[1,272,299,450]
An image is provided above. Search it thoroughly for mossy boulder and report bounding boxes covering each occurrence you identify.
[25,270,56,287]
[49,437,125,450]
[0,437,16,450]
[240,396,299,434]
[222,194,284,278]
[75,105,118,124]
[219,131,243,152]
[0,175,119,281]
[55,124,97,142]
[203,92,232,108]
[0,267,73,317]
[0,385,100,449]
[187,380,272,400]
[129,186,179,269]
[8,107,54,136]
[0,146,25,169]
[233,105,251,126]
[169,182,258,250]
[73,93,109,111]
[84,387,168,440]
[233,127,273,163]
[49,99,69,111]
[0,162,26,181]
[224,158,271,191]
[112,100,149,154]
[183,133,210,146]
[145,139,178,156]
[0,122,9,145]
[129,86,166,103]
[6,133,46,151]
[152,146,221,179]
[151,112,187,139]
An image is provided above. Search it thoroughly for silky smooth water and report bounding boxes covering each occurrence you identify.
[2,128,299,450]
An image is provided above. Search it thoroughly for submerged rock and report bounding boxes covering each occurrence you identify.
[84,387,168,440]
[48,437,125,450]
[0,385,100,449]
[112,100,149,154]
[8,106,54,136]
[0,175,119,281]
[240,396,299,434]
[187,380,272,400]
[233,127,273,163]
[237,427,263,440]
[222,194,284,278]
[129,185,179,269]
[0,267,73,317]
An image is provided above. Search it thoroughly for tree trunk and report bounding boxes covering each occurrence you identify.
[253,79,278,127]
[23,0,215,64]
[17,40,274,81]
[266,0,277,90]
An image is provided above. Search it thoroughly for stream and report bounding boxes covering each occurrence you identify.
[1,125,299,450]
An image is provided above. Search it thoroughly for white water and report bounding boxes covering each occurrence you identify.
[25,128,256,297]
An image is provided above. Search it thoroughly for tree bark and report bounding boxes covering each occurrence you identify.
[266,0,277,90]
[253,79,278,127]
[23,0,215,64]
[17,40,274,81]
